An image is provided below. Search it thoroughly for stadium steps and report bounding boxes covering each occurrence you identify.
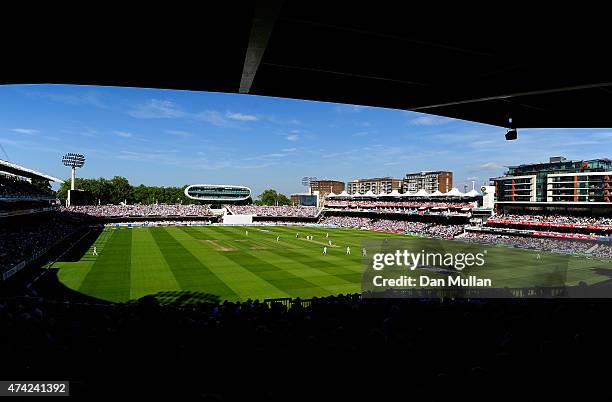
[586,244,600,254]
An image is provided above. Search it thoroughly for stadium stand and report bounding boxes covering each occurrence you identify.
[62,204,213,217]
[319,216,464,239]
[0,295,610,398]
[0,214,81,280]
[486,213,612,231]
[227,205,322,218]
[325,200,475,209]
[1,174,48,199]
[461,231,612,259]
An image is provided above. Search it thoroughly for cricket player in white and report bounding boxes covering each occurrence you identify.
[346,246,351,255]
[93,246,98,256]
[323,246,327,254]
[328,240,332,246]
[245,230,248,236]
[362,248,367,257]
[326,233,329,238]
[276,236,280,242]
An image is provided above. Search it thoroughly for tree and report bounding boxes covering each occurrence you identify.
[56,176,198,205]
[30,178,53,195]
[110,176,133,204]
[255,189,292,206]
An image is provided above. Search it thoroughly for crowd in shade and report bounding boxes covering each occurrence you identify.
[0,175,49,198]
[461,231,612,258]
[490,213,612,226]
[0,217,78,272]
[345,207,472,216]
[0,295,609,398]
[319,216,464,238]
[105,220,213,227]
[62,204,213,217]
[228,205,322,217]
[325,201,475,209]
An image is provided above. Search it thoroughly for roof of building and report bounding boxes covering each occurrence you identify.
[508,158,612,169]
[0,159,63,183]
[5,3,610,128]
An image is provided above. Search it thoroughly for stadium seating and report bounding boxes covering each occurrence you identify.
[319,216,464,238]
[0,174,53,200]
[0,214,79,276]
[461,231,612,259]
[228,205,322,218]
[489,213,612,227]
[0,294,610,398]
[62,204,213,217]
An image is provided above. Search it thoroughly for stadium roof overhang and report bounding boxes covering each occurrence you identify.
[3,2,612,128]
[0,159,63,183]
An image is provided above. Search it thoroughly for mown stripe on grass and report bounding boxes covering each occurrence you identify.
[219,227,363,279]
[55,229,110,291]
[130,227,181,300]
[149,227,238,299]
[166,228,291,300]
[177,226,217,240]
[217,226,362,271]
[79,228,132,302]
[220,249,323,297]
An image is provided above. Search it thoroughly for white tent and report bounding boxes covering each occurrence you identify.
[464,189,481,197]
[338,190,350,197]
[364,190,376,197]
[445,187,464,197]
[327,192,337,198]
[414,189,429,197]
[431,190,444,196]
[389,189,402,197]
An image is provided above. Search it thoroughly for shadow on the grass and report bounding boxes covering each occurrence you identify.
[150,290,221,305]
[55,226,104,262]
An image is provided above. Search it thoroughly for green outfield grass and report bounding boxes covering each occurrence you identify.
[52,226,612,303]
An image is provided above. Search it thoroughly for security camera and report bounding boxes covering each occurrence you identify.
[505,129,517,141]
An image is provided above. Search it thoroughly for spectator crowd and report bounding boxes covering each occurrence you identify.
[228,205,322,218]
[461,231,612,259]
[489,213,612,227]
[62,204,213,217]
[0,294,610,399]
[1,174,52,199]
[0,216,79,273]
[319,216,464,238]
[325,200,474,209]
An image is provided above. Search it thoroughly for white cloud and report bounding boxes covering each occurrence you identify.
[128,101,257,128]
[18,89,109,109]
[352,131,370,137]
[335,104,366,113]
[411,115,454,126]
[128,99,187,119]
[281,148,297,152]
[114,131,133,138]
[195,110,232,127]
[226,111,258,121]
[479,162,504,170]
[9,128,39,135]
[286,134,300,141]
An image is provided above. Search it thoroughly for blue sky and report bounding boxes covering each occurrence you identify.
[0,84,610,196]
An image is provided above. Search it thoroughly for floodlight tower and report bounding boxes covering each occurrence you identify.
[62,153,85,206]
[301,176,317,194]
